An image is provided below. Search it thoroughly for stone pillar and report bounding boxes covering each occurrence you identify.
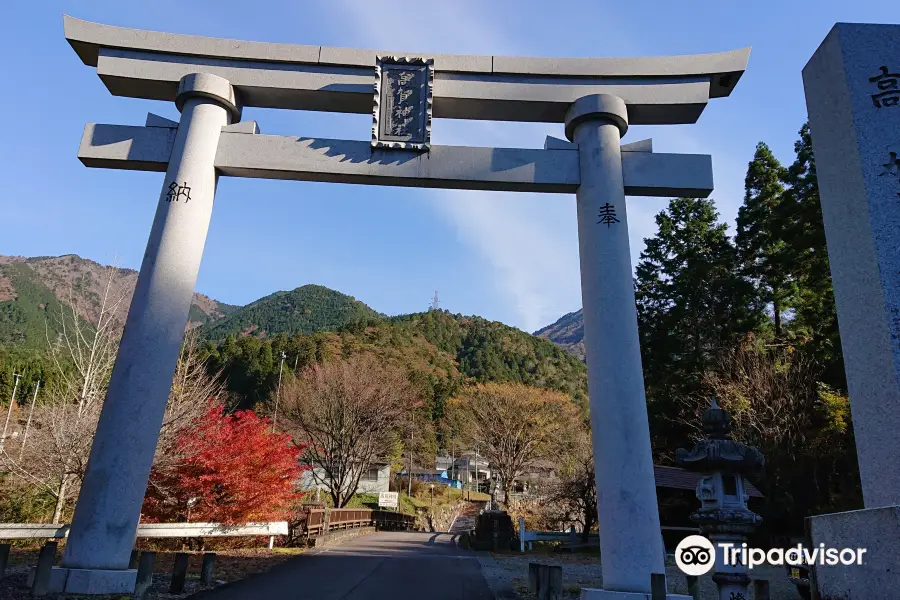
[56,73,240,594]
[566,94,670,597]
[802,23,900,599]
[803,23,900,510]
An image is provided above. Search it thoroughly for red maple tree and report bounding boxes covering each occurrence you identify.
[143,401,305,524]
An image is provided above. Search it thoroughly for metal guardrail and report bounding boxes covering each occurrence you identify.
[517,517,699,552]
[137,522,288,538]
[0,521,289,549]
[1,510,416,548]
[0,524,71,539]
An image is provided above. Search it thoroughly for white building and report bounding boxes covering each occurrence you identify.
[299,461,392,495]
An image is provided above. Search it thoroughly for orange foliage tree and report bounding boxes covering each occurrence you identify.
[142,401,305,524]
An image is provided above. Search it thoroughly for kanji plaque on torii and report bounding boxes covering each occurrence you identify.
[372,56,433,150]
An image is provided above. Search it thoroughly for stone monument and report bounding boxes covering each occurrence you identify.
[802,23,900,600]
[59,15,750,596]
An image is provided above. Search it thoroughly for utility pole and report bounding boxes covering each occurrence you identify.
[0,373,22,452]
[474,446,479,497]
[407,428,414,497]
[271,351,286,433]
[467,455,471,501]
[450,446,455,497]
[19,380,40,460]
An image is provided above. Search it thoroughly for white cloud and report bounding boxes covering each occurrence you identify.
[323,0,585,332]
[322,0,746,332]
[426,188,580,333]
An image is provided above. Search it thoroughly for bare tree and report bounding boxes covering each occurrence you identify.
[2,267,226,524]
[547,425,597,542]
[1,264,129,522]
[149,331,230,487]
[2,397,100,523]
[280,355,416,507]
[448,382,579,507]
[672,334,865,528]
[46,264,127,417]
[680,334,818,459]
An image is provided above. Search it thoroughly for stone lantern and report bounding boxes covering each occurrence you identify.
[675,396,765,600]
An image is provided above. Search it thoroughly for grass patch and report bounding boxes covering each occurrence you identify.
[345,494,379,510]
[336,485,490,519]
[270,547,305,556]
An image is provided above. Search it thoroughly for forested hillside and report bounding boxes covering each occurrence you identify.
[201,285,382,341]
[0,254,237,405]
[0,123,865,537]
[0,254,237,342]
[534,124,861,535]
[0,261,70,350]
[200,308,588,415]
[0,255,585,422]
[392,311,587,403]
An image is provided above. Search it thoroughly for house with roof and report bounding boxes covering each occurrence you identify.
[298,460,392,495]
[398,466,463,489]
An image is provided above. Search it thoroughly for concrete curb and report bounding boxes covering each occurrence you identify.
[308,526,376,549]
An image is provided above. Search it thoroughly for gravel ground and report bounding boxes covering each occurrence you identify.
[0,547,303,600]
[477,552,805,599]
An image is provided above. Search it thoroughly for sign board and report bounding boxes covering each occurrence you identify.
[378,491,399,508]
[372,56,434,151]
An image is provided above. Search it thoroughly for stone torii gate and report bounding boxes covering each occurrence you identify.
[58,15,749,597]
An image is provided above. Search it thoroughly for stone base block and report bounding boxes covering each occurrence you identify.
[28,566,136,594]
[580,589,691,599]
[807,504,900,600]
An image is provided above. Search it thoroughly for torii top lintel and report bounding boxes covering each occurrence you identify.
[64,15,750,125]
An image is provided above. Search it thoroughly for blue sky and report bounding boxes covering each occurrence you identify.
[0,1,893,333]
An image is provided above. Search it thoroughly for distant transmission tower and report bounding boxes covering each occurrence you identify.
[430,290,440,311]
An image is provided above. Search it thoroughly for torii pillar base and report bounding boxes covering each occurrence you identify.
[581,591,691,600]
[29,567,137,595]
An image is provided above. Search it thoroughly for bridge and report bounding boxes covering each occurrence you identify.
[189,531,495,600]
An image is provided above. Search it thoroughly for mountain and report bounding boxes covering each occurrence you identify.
[0,260,69,349]
[0,254,238,348]
[0,252,588,411]
[534,309,585,361]
[393,310,587,404]
[200,285,383,341]
[203,308,589,411]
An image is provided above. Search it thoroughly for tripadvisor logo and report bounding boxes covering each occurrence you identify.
[675,535,716,576]
[675,534,868,575]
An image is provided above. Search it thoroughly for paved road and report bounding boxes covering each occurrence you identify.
[190,531,495,600]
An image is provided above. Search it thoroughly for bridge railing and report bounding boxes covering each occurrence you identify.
[304,508,415,537]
